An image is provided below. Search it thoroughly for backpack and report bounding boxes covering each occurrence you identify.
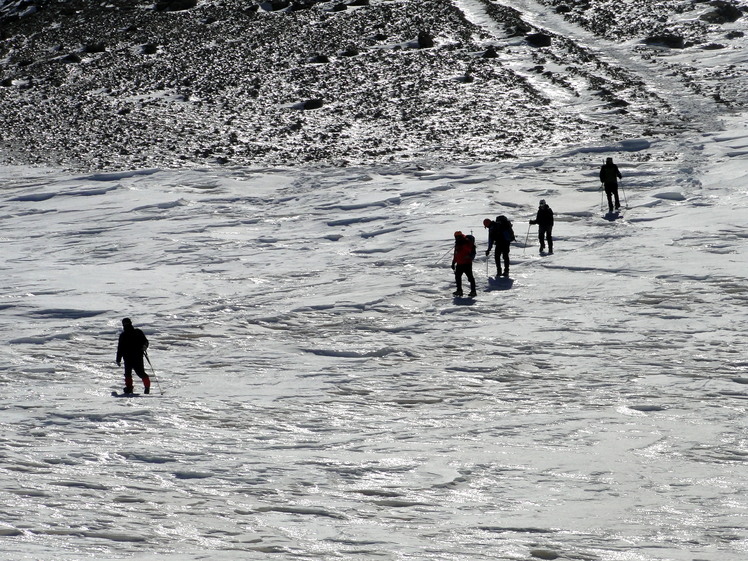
[496,216,515,243]
[466,234,476,260]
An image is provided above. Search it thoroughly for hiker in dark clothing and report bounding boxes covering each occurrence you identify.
[600,157,623,212]
[529,199,554,254]
[116,317,150,394]
[484,215,515,277]
[451,231,477,297]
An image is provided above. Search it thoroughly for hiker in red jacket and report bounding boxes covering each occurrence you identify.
[451,231,477,298]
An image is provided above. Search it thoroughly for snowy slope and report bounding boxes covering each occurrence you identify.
[0,1,748,560]
[1,114,747,559]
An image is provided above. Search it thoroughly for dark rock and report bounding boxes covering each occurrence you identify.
[60,53,81,63]
[154,0,198,12]
[418,31,434,49]
[644,34,685,48]
[349,0,369,5]
[83,42,106,54]
[725,30,744,38]
[482,46,498,58]
[302,98,323,110]
[309,54,330,64]
[340,46,359,57]
[260,1,291,11]
[556,5,571,14]
[141,43,158,55]
[700,1,742,24]
[526,33,552,47]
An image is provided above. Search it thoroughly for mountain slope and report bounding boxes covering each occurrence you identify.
[0,0,745,170]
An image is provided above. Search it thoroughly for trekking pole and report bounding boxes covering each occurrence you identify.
[144,351,164,395]
[434,245,453,265]
[600,185,605,212]
[620,179,629,209]
[523,223,532,255]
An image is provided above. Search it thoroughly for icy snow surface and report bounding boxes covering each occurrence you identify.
[1,115,747,560]
[1,0,748,559]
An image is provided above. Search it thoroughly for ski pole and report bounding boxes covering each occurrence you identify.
[523,222,532,255]
[600,185,605,212]
[434,245,453,265]
[620,179,628,209]
[144,351,163,395]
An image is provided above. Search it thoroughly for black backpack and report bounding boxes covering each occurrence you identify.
[496,216,515,242]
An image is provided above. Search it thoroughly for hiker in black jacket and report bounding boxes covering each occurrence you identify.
[484,215,515,277]
[529,199,554,254]
[600,157,622,212]
[116,318,150,394]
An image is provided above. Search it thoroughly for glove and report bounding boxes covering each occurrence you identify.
[451,263,456,271]
[116,361,121,367]
[485,249,490,256]
[142,345,148,353]
[529,220,536,225]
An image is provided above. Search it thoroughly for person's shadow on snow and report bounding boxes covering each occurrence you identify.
[486,277,514,291]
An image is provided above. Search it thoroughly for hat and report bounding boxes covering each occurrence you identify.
[483,218,491,228]
[539,199,546,206]
[606,157,613,163]
[122,317,132,326]
[454,231,463,238]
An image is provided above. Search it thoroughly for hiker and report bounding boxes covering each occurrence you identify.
[116,317,151,394]
[451,231,477,297]
[599,157,623,212]
[529,199,554,254]
[484,215,515,277]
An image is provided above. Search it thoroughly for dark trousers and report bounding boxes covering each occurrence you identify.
[124,358,150,391]
[538,226,553,252]
[454,263,476,294]
[604,183,620,212]
[494,245,510,274]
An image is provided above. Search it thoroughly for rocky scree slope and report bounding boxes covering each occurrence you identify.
[0,0,745,170]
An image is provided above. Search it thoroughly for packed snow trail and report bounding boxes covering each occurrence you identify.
[454,0,728,139]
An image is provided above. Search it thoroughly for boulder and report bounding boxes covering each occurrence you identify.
[418,31,434,49]
[644,33,685,48]
[302,98,323,110]
[154,0,198,11]
[482,46,498,58]
[526,33,552,47]
[700,1,742,24]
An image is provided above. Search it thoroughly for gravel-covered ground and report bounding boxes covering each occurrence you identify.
[0,0,745,170]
